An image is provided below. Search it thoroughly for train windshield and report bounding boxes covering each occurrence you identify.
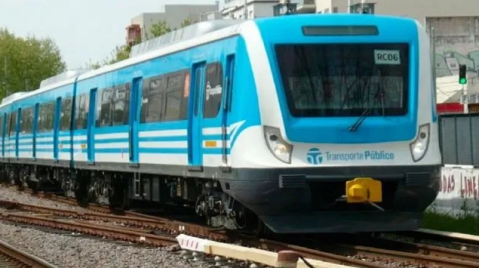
[275,43,409,117]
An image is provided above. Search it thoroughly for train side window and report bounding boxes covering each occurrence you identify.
[75,94,89,130]
[20,107,33,134]
[97,89,113,127]
[38,102,55,133]
[203,62,223,119]
[38,105,45,132]
[140,80,148,123]
[60,98,72,131]
[143,77,166,123]
[9,111,17,136]
[5,114,10,136]
[0,115,4,138]
[111,84,130,126]
[179,71,190,120]
[164,73,183,121]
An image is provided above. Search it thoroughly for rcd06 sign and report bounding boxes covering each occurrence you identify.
[374,50,401,65]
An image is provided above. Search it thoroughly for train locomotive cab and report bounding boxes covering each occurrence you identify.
[228,14,442,234]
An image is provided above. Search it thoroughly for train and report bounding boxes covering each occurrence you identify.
[0,14,442,234]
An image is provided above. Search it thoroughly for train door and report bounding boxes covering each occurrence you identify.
[129,77,142,166]
[188,62,206,170]
[87,88,97,164]
[53,97,61,162]
[221,55,235,168]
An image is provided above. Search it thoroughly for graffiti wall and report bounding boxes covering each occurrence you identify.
[426,16,479,78]
[431,166,479,217]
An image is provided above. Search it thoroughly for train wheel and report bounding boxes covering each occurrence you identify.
[75,174,89,207]
[109,177,128,211]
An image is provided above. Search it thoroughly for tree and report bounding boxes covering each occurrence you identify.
[0,28,66,97]
[149,20,172,39]
[86,36,141,70]
[86,17,196,69]
[181,17,195,28]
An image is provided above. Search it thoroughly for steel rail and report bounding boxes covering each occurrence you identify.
[0,239,58,268]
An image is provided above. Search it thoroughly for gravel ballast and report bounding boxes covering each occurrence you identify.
[0,187,239,268]
[0,221,212,268]
[0,187,83,211]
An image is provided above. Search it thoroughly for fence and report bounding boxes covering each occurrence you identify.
[439,113,479,166]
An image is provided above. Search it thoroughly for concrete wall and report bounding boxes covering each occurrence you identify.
[131,13,165,41]
[164,4,217,28]
[427,16,479,103]
[222,0,283,19]
[224,2,278,19]
[432,165,479,216]
[131,4,218,41]
[316,0,479,21]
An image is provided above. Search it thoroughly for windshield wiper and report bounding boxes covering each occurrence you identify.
[348,70,385,132]
[348,106,371,132]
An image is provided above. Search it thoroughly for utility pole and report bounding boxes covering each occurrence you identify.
[348,0,351,13]
[431,27,437,104]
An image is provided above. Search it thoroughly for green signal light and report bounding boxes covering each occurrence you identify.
[460,78,468,85]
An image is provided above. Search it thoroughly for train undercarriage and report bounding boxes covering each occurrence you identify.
[0,162,264,234]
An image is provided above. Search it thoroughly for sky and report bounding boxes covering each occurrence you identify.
[0,0,218,69]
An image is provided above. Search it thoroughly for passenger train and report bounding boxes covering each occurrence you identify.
[0,14,442,234]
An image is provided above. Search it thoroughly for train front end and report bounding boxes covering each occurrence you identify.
[233,14,442,234]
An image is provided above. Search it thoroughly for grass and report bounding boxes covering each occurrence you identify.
[422,211,479,235]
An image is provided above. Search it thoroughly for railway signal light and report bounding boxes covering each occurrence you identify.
[459,64,467,85]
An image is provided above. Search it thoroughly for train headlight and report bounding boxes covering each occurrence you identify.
[264,126,293,164]
[409,123,430,162]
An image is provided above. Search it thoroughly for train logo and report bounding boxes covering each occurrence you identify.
[205,81,222,101]
[307,148,323,165]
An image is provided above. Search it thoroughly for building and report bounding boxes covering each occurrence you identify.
[222,0,307,19]
[126,3,220,42]
[199,11,223,22]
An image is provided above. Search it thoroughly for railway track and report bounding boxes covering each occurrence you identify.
[0,239,57,268]
[4,185,479,268]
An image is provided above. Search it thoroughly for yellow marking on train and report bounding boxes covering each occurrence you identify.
[204,141,217,147]
[345,177,382,203]
[81,144,87,149]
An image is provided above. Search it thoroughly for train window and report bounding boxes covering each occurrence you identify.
[111,84,130,126]
[60,98,72,131]
[20,107,34,134]
[203,62,224,119]
[38,102,55,133]
[146,94,163,122]
[141,70,189,123]
[0,115,4,137]
[5,114,10,136]
[141,76,165,123]
[75,94,89,130]
[164,90,181,121]
[163,73,183,121]
[180,71,190,120]
[97,89,113,127]
[9,111,17,136]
